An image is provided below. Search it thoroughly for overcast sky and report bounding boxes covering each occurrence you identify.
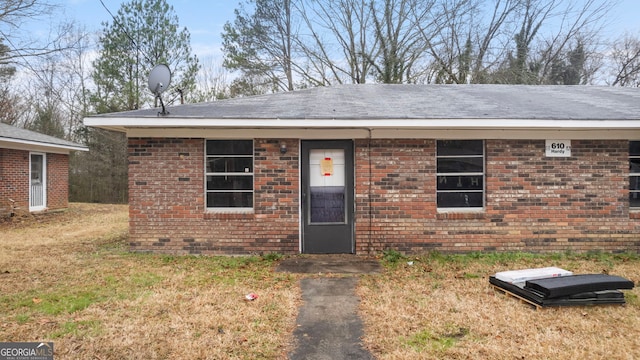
[52,0,640,61]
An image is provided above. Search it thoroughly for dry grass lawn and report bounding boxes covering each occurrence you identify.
[1,203,639,359]
[0,203,301,359]
[358,251,640,359]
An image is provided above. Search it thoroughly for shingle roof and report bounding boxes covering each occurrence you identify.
[0,122,88,152]
[89,84,640,121]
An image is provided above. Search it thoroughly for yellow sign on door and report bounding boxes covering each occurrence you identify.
[320,158,333,176]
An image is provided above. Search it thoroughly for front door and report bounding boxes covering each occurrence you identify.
[301,140,354,253]
[30,153,46,211]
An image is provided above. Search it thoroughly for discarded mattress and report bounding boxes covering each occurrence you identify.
[490,269,635,308]
[525,274,634,299]
[490,276,627,307]
[494,267,573,288]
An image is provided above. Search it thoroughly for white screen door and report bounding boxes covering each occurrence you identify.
[30,153,46,211]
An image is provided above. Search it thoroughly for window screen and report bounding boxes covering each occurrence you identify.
[205,140,253,208]
[436,140,484,209]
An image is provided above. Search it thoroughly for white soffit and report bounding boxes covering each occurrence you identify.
[84,117,640,140]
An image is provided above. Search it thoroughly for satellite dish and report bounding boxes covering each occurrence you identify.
[148,64,171,95]
[148,64,171,115]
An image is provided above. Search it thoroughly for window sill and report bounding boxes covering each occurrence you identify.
[436,209,485,220]
[204,208,254,220]
[630,210,640,220]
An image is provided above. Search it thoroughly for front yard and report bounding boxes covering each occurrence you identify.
[1,203,638,359]
[359,251,640,359]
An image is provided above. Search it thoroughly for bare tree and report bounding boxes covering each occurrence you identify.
[193,56,232,102]
[534,0,612,84]
[12,23,92,138]
[222,0,296,92]
[58,25,94,141]
[414,0,477,84]
[0,83,23,125]
[224,0,449,88]
[497,0,557,84]
[223,0,618,89]
[368,0,437,83]
[417,0,612,84]
[470,0,519,83]
[608,33,640,87]
[295,0,377,85]
[0,0,75,63]
[0,0,52,28]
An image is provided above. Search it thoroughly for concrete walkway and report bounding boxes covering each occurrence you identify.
[276,254,382,275]
[276,255,381,360]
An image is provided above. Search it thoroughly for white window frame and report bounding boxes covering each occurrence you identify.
[205,140,254,213]
[436,140,485,211]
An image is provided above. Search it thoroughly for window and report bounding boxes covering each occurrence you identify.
[205,140,253,209]
[630,141,640,208]
[436,140,484,209]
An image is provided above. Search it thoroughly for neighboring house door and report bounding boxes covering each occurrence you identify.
[30,152,46,211]
[301,140,354,253]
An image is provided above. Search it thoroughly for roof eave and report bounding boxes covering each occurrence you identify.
[84,117,640,132]
[0,137,89,153]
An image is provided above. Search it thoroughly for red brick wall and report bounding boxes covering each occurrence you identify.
[127,138,300,255]
[0,148,29,212]
[128,138,640,255]
[0,149,69,214]
[46,153,69,210]
[355,139,438,253]
[355,139,639,253]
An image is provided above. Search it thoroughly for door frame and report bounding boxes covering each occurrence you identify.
[29,152,47,212]
[300,140,355,254]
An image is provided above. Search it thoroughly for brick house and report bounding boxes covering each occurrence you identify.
[0,123,87,215]
[85,84,640,255]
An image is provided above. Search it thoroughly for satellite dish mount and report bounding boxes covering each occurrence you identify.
[148,64,172,116]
